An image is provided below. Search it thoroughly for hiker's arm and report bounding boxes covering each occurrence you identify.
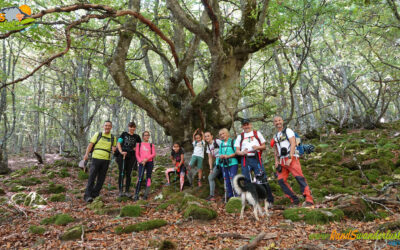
[201,131,205,140]
[288,136,296,159]
[170,155,176,165]
[252,142,266,151]
[274,145,279,167]
[149,144,156,160]
[208,153,213,170]
[179,154,184,166]
[135,147,142,164]
[83,143,94,161]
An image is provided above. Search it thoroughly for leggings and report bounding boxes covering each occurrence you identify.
[165,165,186,191]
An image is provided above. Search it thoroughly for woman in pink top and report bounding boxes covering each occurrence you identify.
[133,131,156,201]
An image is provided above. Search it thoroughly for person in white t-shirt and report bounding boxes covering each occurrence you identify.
[272,115,314,208]
[189,129,205,187]
[235,119,274,204]
[205,131,222,201]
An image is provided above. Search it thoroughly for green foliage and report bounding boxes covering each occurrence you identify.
[114,219,167,234]
[120,205,142,217]
[183,204,217,220]
[40,213,74,226]
[283,208,344,225]
[38,183,66,194]
[29,225,46,235]
[49,193,66,202]
[59,168,70,178]
[78,170,89,180]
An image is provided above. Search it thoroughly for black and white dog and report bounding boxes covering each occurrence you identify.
[233,174,271,221]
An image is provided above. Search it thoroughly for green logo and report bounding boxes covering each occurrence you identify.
[0,5,35,32]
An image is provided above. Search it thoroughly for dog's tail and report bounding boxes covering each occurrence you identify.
[233,174,247,195]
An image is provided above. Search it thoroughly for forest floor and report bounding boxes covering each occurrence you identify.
[1,123,400,249]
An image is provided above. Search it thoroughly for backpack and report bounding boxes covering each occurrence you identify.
[238,130,263,166]
[207,140,219,156]
[90,132,115,158]
[276,128,315,157]
[229,139,242,163]
[137,142,153,157]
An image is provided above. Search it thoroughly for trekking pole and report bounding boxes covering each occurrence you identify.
[120,157,125,192]
[134,163,145,199]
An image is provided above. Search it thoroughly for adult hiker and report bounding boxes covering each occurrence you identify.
[83,121,117,203]
[205,131,222,201]
[116,121,141,198]
[134,131,156,201]
[235,119,274,204]
[272,115,314,207]
[218,128,239,201]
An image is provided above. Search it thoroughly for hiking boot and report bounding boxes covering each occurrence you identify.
[205,195,215,201]
[133,195,139,201]
[85,197,93,203]
[124,192,132,198]
[118,191,125,198]
[302,201,314,208]
[288,201,299,208]
[143,187,150,200]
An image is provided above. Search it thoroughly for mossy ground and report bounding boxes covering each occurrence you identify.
[283,208,344,225]
[120,205,142,217]
[29,225,46,235]
[114,219,167,234]
[40,213,74,226]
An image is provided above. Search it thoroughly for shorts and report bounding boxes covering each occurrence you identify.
[190,155,203,170]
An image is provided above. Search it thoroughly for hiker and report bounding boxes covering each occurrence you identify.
[165,142,186,191]
[134,131,156,201]
[235,119,274,203]
[272,115,314,207]
[188,129,205,187]
[205,131,222,201]
[116,121,141,198]
[218,128,238,200]
[83,121,116,203]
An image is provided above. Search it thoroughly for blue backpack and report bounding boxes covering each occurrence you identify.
[280,128,315,156]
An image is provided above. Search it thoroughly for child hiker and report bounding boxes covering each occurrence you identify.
[165,143,186,191]
[189,129,205,187]
[133,131,156,201]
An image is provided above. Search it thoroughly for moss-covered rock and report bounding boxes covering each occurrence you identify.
[87,197,104,210]
[116,196,130,202]
[377,220,400,231]
[225,197,242,213]
[29,225,46,235]
[336,195,371,221]
[283,208,344,225]
[11,192,27,204]
[114,219,167,234]
[120,205,142,217]
[183,204,217,220]
[49,193,66,202]
[13,177,42,186]
[60,225,84,241]
[53,159,79,169]
[77,170,89,180]
[24,192,47,207]
[321,152,342,165]
[40,213,74,226]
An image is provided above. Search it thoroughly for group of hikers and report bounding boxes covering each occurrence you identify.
[82,117,314,208]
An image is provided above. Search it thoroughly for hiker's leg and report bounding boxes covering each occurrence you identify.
[134,164,145,196]
[143,162,153,199]
[222,167,233,198]
[208,164,219,196]
[288,157,313,204]
[84,158,100,200]
[116,156,124,192]
[165,168,175,184]
[197,156,203,185]
[92,159,109,198]
[277,164,299,203]
[240,157,251,183]
[180,166,186,191]
[228,164,238,197]
[124,156,134,192]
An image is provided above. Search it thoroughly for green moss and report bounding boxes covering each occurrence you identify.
[24,192,47,206]
[29,225,46,235]
[11,192,27,204]
[183,204,217,220]
[46,171,56,179]
[38,183,66,194]
[49,193,66,202]
[14,177,42,186]
[60,225,84,241]
[87,197,104,210]
[120,205,142,217]
[95,207,120,216]
[10,185,26,192]
[78,170,89,180]
[10,167,32,178]
[343,176,361,187]
[315,144,330,153]
[156,203,170,211]
[59,168,70,178]
[365,169,380,183]
[370,159,393,175]
[115,219,167,234]
[53,160,79,169]
[41,213,74,226]
[283,208,343,225]
[378,220,400,231]
[225,197,242,213]
[116,196,130,202]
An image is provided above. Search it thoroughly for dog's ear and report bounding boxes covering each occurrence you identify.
[240,179,245,186]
